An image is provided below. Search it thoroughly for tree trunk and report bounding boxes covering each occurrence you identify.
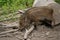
[32,0,55,7]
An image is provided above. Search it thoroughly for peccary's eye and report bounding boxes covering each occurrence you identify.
[20,22,22,25]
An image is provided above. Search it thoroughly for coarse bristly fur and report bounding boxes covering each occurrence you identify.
[19,6,55,30]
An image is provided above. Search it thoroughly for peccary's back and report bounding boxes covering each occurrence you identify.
[26,6,53,22]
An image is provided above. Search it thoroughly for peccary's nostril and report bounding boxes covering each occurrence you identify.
[24,39,27,40]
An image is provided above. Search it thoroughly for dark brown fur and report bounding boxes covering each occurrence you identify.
[19,6,54,30]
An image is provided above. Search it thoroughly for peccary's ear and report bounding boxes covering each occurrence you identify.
[18,10,25,14]
[17,8,30,14]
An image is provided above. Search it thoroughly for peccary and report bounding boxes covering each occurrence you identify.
[19,6,55,30]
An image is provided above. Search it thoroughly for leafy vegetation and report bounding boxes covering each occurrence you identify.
[0,0,34,21]
[0,0,34,14]
[55,0,60,4]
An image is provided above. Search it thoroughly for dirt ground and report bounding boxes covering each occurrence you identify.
[0,21,60,40]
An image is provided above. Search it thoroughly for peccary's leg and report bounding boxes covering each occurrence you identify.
[43,19,54,29]
[40,19,54,29]
[52,17,55,27]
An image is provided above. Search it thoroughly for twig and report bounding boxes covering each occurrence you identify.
[0,33,13,38]
[0,23,18,29]
[0,29,18,35]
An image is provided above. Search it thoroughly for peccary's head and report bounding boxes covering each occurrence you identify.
[19,14,30,30]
